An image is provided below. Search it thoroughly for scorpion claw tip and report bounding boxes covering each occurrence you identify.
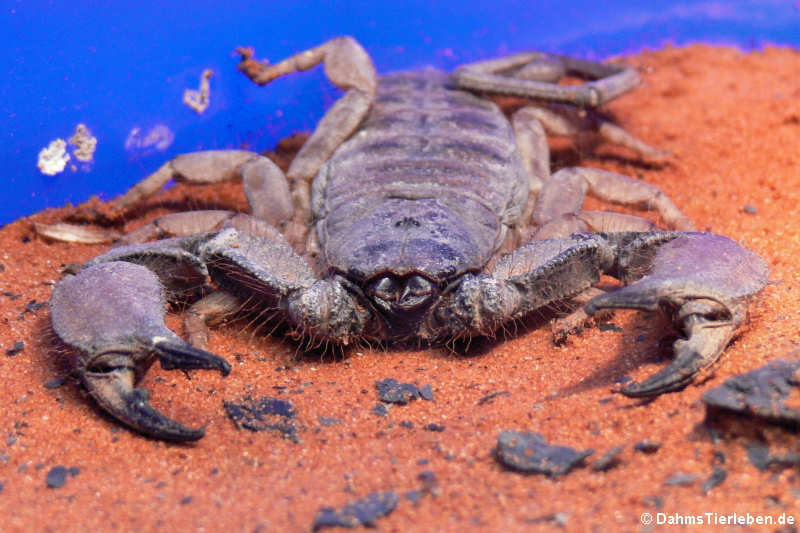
[83,371,206,441]
[153,337,232,376]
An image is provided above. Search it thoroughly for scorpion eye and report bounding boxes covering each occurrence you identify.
[370,276,401,302]
[397,275,434,310]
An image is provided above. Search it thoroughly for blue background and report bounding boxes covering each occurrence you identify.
[2,1,799,226]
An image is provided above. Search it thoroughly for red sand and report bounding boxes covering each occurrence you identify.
[1,45,799,532]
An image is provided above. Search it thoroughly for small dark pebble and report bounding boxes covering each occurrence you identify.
[312,491,398,530]
[180,496,193,505]
[44,377,67,389]
[399,421,414,429]
[742,204,758,214]
[643,495,664,509]
[591,445,624,472]
[2,291,21,300]
[664,472,698,486]
[526,513,569,526]
[372,403,388,417]
[18,299,45,320]
[702,359,800,425]
[419,384,434,401]
[701,466,727,494]
[0,481,4,493]
[423,423,445,432]
[634,440,662,454]
[46,466,69,489]
[375,378,430,404]
[7,436,17,446]
[417,470,437,491]
[747,443,800,471]
[318,416,341,427]
[477,390,509,405]
[5,341,24,356]
[597,322,622,332]
[495,430,593,477]
[223,396,299,442]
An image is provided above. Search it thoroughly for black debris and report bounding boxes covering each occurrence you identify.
[46,466,70,488]
[0,481,3,493]
[423,423,445,432]
[495,430,593,477]
[399,421,414,429]
[312,491,398,530]
[634,440,662,454]
[746,443,800,471]
[526,513,569,527]
[375,378,432,404]
[2,291,21,300]
[664,472,698,486]
[591,445,624,472]
[18,299,45,320]
[702,359,800,425]
[701,466,727,494]
[318,416,341,427]
[597,322,622,332]
[742,204,758,214]
[44,376,67,389]
[180,496,193,505]
[5,341,24,356]
[477,390,509,405]
[419,384,434,401]
[223,396,300,442]
[417,470,438,493]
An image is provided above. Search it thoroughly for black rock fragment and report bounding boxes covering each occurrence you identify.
[312,491,398,530]
[702,359,800,426]
[477,390,509,405]
[375,378,432,404]
[495,430,593,477]
[45,465,77,488]
[664,472,698,486]
[746,443,800,471]
[701,466,727,494]
[5,341,24,356]
[223,395,300,442]
[634,440,662,454]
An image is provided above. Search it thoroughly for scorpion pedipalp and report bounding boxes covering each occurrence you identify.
[585,232,768,396]
[50,261,230,441]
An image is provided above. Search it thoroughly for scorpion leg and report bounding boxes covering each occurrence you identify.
[452,51,640,107]
[513,104,666,160]
[51,261,230,441]
[237,38,377,232]
[531,166,694,239]
[37,151,295,245]
[585,232,769,396]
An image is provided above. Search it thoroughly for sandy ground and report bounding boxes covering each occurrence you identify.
[1,45,799,532]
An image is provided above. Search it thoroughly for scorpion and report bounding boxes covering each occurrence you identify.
[46,37,768,440]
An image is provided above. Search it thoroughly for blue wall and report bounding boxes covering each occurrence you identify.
[2,1,798,225]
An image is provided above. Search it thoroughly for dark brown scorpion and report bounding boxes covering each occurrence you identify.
[44,37,768,440]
